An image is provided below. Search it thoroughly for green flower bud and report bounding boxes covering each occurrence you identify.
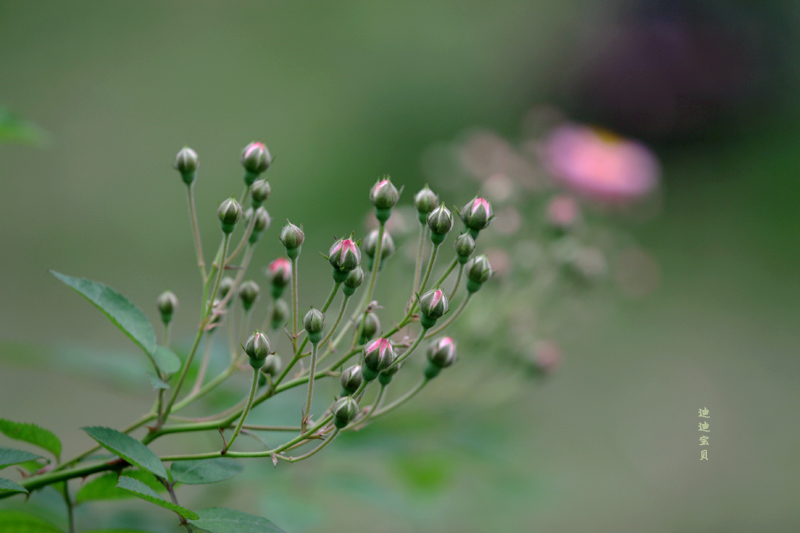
[340,364,363,395]
[332,396,359,429]
[244,331,271,368]
[303,307,325,344]
[241,142,271,185]
[378,362,401,386]
[174,147,198,185]
[261,353,282,377]
[218,277,235,301]
[454,233,476,265]
[414,185,439,223]
[250,179,272,207]
[427,336,457,368]
[363,229,395,261]
[419,288,449,328]
[362,338,394,380]
[279,221,304,258]
[329,237,362,276]
[156,290,178,325]
[424,361,442,380]
[266,257,291,298]
[370,177,399,222]
[270,298,289,330]
[245,206,271,232]
[461,197,493,236]
[343,266,364,297]
[218,197,243,234]
[466,254,492,293]
[238,280,260,311]
[427,204,454,245]
[358,312,380,343]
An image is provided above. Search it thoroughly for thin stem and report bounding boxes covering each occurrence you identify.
[291,256,299,352]
[389,329,427,369]
[408,222,426,309]
[359,383,386,425]
[226,211,257,265]
[171,360,239,413]
[449,264,464,300]
[224,366,260,453]
[293,281,341,360]
[243,425,302,432]
[190,334,214,396]
[186,183,206,282]
[205,233,231,316]
[62,480,75,533]
[418,241,441,295]
[279,428,340,463]
[355,222,385,343]
[318,294,350,350]
[370,378,429,421]
[302,342,320,430]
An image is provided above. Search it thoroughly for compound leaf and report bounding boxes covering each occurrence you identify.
[0,447,43,470]
[0,419,61,461]
[82,426,166,479]
[189,507,286,533]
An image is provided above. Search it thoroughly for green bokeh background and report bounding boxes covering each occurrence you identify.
[1,2,798,531]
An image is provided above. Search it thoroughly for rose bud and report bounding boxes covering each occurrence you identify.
[279,221,304,258]
[427,337,457,369]
[250,179,272,207]
[266,257,292,298]
[427,204,454,244]
[156,290,178,325]
[303,307,325,344]
[466,255,492,293]
[454,233,476,265]
[370,177,400,222]
[244,331,271,369]
[343,266,365,297]
[241,141,271,184]
[340,365,363,395]
[358,312,380,343]
[329,237,362,282]
[218,197,243,234]
[270,298,289,330]
[461,197,493,236]
[261,353,282,377]
[332,396,359,429]
[174,147,199,185]
[418,288,449,329]
[362,338,394,381]
[238,280,260,311]
[414,185,439,223]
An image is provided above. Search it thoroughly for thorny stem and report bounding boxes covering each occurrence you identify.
[186,183,206,282]
[278,428,340,463]
[223,366,260,453]
[63,480,75,533]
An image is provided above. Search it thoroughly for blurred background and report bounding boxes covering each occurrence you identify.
[1,1,799,531]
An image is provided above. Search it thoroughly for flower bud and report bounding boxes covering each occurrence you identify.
[303,307,325,344]
[156,290,178,325]
[266,257,292,298]
[238,280,260,311]
[358,312,380,343]
[247,207,271,244]
[461,197,493,236]
[270,298,289,330]
[340,365,363,395]
[261,353,282,377]
[414,185,439,223]
[174,147,198,185]
[370,177,399,222]
[244,331,271,368]
[454,233,476,265]
[250,179,272,207]
[362,338,394,380]
[218,276,235,301]
[427,204,454,244]
[329,238,362,278]
[332,396,359,429]
[427,337,457,369]
[279,221,304,258]
[343,266,364,297]
[418,289,449,329]
[241,142,271,184]
[466,255,492,293]
[378,362,401,386]
[218,197,243,234]
[363,230,395,261]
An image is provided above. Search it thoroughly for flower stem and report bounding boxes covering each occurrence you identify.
[291,256,299,352]
[370,378,429,420]
[279,428,340,463]
[389,329,427,369]
[223,366,260,453]
[418,241,441,295]
[302,341,320,431]
[408,222,426,310]
[185,183,206,282]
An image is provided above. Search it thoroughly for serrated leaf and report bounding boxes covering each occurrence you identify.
[0,478,28,494]
[50,271,156,357]
[82,426,166,479]
[76,469,165,504]
[147,373,169,391]
[153,346,181,375]
[0,510,62,532]
[170,458,243,485]
[0,447,43,470]
[116,476,198,520]
[189,508,286,533]
[0,419,61,461]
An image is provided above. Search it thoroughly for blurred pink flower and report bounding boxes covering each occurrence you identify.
[539,124,659,203]
[546,194,581,229]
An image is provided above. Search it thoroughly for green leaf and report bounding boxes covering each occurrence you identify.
[0,510,62,532]
[153,346,181,375]
[50,271,156,358]
[76,469,165,504]
[189,508,286,533]
[0,419,62,461]
[0,447,43,470]
[170,458,243,485]
[0,107,46,145]
[0,477,28,494]
[116,476,198,520]
[82,426,167,479]
[84,530,158,533]
[147,373,169,391]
